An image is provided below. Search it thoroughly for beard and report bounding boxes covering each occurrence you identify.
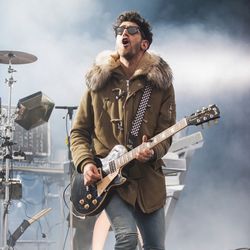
[117,42,141,60]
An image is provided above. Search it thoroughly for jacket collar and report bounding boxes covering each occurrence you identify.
[86,50,173,91]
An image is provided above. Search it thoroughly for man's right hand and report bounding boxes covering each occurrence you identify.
[83,163,101,186]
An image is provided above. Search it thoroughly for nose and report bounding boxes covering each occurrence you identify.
[122,28,129,36]
[122,29,128,35]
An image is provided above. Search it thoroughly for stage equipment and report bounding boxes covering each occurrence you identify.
[1,106,51,161]
[0,179,22,200]
[15,91,55,130]
[14,123,51,160]
[0,50,37,250]
[7,208,52,247]
[55,105,78,250]
[0,50,37,64]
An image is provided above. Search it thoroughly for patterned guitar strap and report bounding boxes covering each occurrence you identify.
[127,84,153,150]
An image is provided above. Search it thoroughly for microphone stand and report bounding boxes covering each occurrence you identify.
[55,106,77,163]
[55,106,77,250]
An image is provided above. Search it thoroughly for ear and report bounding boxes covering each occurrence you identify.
[141,40,149,51]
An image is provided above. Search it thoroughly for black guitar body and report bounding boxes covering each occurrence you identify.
[71,145,128,216]
[71,171,126,216]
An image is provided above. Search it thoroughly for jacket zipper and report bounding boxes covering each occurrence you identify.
[123,80,130,109]
[124,80,130,146]
[126,80,130,93]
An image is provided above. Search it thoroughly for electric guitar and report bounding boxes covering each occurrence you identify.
[71,104,220,216]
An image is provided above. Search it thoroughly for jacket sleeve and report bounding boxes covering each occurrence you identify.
[70,90,96,173]
[152,83,176,160]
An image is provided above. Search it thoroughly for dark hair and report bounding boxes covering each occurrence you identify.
[113,11,153,46]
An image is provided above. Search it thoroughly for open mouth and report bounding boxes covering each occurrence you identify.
[122,37,130,47]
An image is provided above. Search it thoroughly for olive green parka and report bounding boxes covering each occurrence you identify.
[70,50,176,213]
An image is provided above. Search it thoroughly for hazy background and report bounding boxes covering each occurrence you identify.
[0,0,250,249]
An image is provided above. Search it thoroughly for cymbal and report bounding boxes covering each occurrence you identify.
[0,50,37,64]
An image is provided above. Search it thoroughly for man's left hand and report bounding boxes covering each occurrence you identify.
[135,135,155,162]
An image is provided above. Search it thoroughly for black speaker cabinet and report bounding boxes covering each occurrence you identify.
[15,91,54,130]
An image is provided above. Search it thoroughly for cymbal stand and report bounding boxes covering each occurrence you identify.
[0,57,17,250]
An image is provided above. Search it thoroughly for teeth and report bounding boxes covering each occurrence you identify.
[122,38,129,45]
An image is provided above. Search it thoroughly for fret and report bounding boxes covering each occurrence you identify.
[119,149,135,167]
[116,158,121,169]
[128,150,133,160]
[153,137,158,144]
[150,118,188,148]
[115,160,121,171]
[120,157,125,166]
[123,153,129,165]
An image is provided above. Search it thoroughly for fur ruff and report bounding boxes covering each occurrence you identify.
[85,50,173,91]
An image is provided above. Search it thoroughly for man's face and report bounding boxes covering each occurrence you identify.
[115,21,145,60]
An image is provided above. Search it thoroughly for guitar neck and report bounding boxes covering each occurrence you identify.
[115,118,188,169]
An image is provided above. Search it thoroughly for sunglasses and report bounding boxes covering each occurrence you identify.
[115,26,141,36]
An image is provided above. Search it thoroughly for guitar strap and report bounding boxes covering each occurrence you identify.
[127,84,153,150]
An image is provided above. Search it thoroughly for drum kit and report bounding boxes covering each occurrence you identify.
[0,50,52,250]
[0,50,79,250]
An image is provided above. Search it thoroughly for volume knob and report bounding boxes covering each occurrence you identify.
[79,199,85,205]
[92,199,98,205]
[84,204,90,209]
[87,194,92,199]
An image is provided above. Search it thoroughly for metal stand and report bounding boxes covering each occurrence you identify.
[55,106,77,250]
[0,50,38,250]
[0,60,17,250]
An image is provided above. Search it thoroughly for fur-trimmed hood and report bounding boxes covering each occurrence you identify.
[85,51,173,91]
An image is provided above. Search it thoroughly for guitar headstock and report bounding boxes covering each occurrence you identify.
[187,104,220,126]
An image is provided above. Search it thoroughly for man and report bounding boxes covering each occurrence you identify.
[70,11,176,250]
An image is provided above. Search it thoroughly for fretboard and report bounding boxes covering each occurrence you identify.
[114,118,188,170]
